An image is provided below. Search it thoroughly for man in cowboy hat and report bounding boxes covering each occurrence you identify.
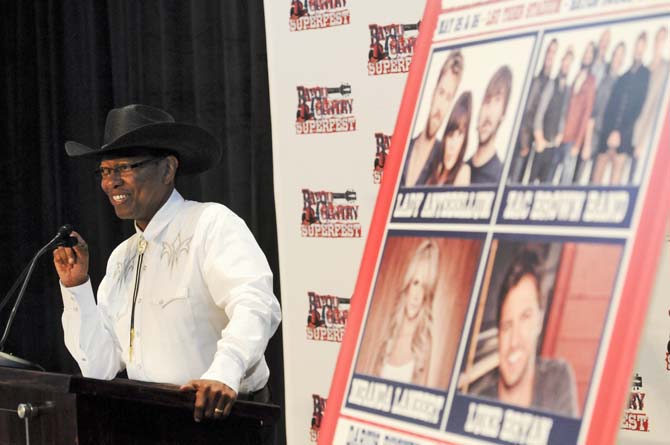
[52,104,281,422]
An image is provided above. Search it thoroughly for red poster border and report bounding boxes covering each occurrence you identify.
[318,1,442,442]
[319,1,670,444]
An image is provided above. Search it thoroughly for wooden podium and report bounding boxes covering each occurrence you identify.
[0,367,280,444]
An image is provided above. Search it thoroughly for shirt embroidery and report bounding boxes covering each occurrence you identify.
[113,255,135,287]
[160,232,192,272]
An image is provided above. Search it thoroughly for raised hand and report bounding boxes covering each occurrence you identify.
[53,231,89,287]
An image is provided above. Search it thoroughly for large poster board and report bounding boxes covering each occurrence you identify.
[320,1,670,444]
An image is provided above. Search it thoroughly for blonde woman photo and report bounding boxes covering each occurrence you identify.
[373,240,439,385]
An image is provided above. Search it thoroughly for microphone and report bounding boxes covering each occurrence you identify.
[57,224,73,237]
[0,224,78,371]
[47,224,77,249]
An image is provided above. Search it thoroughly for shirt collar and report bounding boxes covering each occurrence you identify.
[134,189,184,241]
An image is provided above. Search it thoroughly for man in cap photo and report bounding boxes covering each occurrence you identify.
[53,104,281,422]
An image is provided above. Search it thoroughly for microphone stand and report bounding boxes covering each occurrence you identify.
[0,227,75,371]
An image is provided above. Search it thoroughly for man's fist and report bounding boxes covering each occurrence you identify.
[53,231,89,288]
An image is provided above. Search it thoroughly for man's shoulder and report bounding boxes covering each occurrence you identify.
[533,357,577,416]
[468,368,498,399]
[179,199,246,233]
[536,357,574,388]
[181,199,233,218]
[477,153,503,172]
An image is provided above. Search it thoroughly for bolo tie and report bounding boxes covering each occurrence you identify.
[129,236,147,362]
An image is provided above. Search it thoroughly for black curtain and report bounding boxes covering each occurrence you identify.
[1,0,284,442]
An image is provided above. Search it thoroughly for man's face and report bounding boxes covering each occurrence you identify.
[99,155,171,228]
[582,43,595,68]
[611,45,626,75]
[477,89,506,147]
[560,52,574,76]
[498,274,543,391]
[634,36,647,62]
[426,71,459,139]
[543,42,558,73]
[598,30,611,58]
[655,28,668,57]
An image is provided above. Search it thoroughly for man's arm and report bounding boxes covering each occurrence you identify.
[55,232,124,380]
[181,208,281,421]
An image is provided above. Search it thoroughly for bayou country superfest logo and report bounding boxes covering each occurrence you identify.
[306,291,349,342]
[301,189,362,238]
[621,373,650,432]
[310,394,327,442]
[296,84,356,135]
[373,132,391,184]
[368,21,420,76]
[289,0,350,32]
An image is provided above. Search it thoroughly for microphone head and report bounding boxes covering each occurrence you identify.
[57,224,73,237]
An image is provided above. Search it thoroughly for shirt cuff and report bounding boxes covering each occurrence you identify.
[200,351,246,395]
[60,278,97,314]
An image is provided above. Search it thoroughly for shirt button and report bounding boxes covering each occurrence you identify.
[81,357,87,362]
[158,299,163,305]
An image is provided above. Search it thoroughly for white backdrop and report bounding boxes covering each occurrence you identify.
[617,229,670,444]
[263,2,426,444]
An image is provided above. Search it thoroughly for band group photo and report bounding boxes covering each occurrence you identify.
[508,18,670,187]
[399,36,534,188]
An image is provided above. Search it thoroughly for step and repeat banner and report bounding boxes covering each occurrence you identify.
[317,1,670,445]
[263,2,426,444]
[618,229,670,445]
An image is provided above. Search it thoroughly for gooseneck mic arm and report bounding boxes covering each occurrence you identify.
[0,225,77,369]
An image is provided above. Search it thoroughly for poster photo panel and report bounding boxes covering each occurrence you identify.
[346,232,484,427]
[507,16,670,188]
[449,235,625,444]
[320,2,670,445]
[401,36,535,188]
[393,34,536,226]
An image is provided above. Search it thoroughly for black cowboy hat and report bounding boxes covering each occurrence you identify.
[65,104,222,175]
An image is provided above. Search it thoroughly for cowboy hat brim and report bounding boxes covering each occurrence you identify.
[65,122,221,175]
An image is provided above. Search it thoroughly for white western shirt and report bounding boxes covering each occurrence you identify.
[61,190,281,394]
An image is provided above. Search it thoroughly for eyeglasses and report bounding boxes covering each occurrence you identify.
[94,157,163,180]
